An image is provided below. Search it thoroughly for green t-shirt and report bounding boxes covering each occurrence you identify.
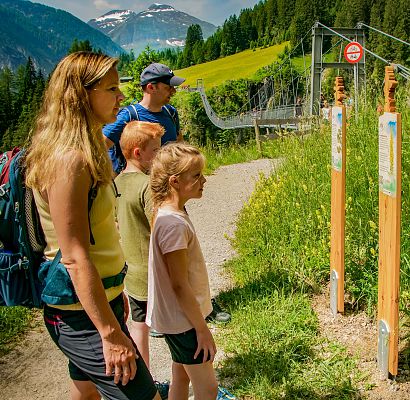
[115,171,152,300]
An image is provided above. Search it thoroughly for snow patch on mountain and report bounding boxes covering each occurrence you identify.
[95,10,133,22]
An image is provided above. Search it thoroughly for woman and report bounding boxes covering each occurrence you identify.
[25,52,161,400]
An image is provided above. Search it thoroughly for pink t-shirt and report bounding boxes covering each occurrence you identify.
[146,207,212,334]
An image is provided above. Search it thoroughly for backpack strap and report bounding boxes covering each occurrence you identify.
[162,104,177,127]
[53,184,98,264]
[127,103,176,127]
[87,186,98,245]
[125,104,140,121]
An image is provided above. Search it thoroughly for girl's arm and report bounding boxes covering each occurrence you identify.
[47,152,136,385]
[165,249,216,363]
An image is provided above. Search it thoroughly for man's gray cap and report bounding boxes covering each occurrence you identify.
[140,63,185,86]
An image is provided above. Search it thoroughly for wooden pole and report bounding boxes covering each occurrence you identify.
[330,77,347,315]
[254,118,262,155]
[378,65,401,377]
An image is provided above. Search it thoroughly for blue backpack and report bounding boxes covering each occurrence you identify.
[0,149,127,308]
[0,148,46,307]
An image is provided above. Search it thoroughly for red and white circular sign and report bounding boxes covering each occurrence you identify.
[344,41,363,63]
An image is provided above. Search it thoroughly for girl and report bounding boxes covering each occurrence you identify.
[146,143,235,400]
[25,52,161,400]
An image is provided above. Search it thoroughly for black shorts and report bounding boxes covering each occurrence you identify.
[44,295,157,400]
[164,328,212,365]
[128,296,147,323]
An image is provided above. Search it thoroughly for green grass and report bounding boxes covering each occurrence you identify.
[175,43,289,88]
[201,142,262,174]
[212,96,410,398]
[215,290,360,399]
[0,306,36,355]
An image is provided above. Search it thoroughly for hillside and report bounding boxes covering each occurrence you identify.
[174,43,290,88]
[0,0,123,72]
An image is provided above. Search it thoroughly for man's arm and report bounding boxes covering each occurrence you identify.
[174,107,183,142]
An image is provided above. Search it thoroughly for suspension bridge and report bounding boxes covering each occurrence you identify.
[188,21,410,131]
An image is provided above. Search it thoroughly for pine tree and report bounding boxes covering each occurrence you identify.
[183,24,204,67]
[126,46,160,102]
[382,0,400,61]
[0,67,14,144]
[68,39,93,54]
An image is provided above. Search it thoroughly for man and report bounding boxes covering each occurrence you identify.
[103,63,185,174]
[106,63,231,326]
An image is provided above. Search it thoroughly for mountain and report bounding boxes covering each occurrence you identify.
[87,9,136,35]
[88,3,217,54]
[0,0,124,72]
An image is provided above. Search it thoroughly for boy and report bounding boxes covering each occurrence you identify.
[115,121,168,397]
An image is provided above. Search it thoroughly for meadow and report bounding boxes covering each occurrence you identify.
[174,43,289,88]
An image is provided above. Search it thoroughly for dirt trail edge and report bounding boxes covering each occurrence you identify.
[0,159,276,400]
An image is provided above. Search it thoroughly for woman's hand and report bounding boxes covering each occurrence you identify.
[194,325,217,363]
[102,330,138,385]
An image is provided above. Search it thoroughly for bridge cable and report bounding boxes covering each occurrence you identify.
[317,22,410,80]
[357,22,410,48]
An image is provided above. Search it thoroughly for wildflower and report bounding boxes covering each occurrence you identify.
[369,220,377,230]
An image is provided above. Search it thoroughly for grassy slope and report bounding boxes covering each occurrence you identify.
[213,99,410,398]
[175,43,289,88]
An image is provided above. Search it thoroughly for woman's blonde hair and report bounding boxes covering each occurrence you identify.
[150,142,205,208]
[25,51,118,190]
[120,121,164,160]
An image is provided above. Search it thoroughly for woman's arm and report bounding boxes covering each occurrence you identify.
[164,249,216,363]
[47,152,136,385]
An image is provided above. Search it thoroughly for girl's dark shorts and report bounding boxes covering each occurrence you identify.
[128,296,147,323]
[164,327,212,365]
[43,295,157,400]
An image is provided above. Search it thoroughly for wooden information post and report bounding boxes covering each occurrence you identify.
[330,77,347,315]
[377,65,401,377]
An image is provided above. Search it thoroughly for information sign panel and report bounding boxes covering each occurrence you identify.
[379,113,398,197]
[331,106,343,171]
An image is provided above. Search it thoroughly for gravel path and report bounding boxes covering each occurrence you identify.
[0,158,277,400]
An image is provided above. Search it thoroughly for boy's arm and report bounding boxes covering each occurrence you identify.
[142,182,153,227]
[164,249,216,363]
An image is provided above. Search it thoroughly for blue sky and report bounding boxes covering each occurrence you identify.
[32,1,259,26]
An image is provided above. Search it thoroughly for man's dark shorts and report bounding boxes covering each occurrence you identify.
[164,327,212,365]
[44,295,157,400]
[128,296,147,323]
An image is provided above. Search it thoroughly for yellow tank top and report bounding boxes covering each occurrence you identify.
[33,183,125,310]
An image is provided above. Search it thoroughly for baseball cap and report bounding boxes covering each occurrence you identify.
[140,63,185,87]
